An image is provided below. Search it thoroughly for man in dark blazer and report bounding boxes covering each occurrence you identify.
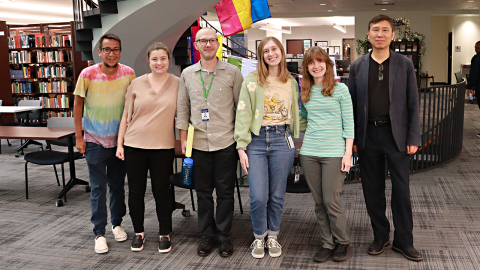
[467,41,480,136]
[348,14,423,261]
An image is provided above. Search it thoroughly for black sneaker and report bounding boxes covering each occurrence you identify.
[197,236,216,256]
[131,234,145,252]
[159,236,172,253]
[218,239,233,257]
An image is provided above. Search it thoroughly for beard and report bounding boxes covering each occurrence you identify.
[104,62,118,68]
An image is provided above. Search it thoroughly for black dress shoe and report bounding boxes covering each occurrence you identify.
[392,245,423,261]
[218,239,233,257]
[368,239,390,255]
[332,244,350,262]
[197,236,216,257]
[313,247,334,262]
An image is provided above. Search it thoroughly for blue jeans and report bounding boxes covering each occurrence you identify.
[84,142,127,236]
[246,125,295,238]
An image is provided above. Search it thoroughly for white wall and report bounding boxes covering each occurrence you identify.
[450,15,480,84]
[246,25,354,57]
[430,16,449,83]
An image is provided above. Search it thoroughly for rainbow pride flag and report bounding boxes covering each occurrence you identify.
[215,0,271,37]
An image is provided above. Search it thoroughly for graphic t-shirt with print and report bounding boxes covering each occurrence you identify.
[73,63,135,148]
[262,75,292,126]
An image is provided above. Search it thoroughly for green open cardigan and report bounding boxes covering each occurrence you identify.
[234,73,300,149]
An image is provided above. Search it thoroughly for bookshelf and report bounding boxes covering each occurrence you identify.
[0,21,88,124]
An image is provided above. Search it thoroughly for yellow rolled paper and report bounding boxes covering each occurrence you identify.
[185,123,195,157]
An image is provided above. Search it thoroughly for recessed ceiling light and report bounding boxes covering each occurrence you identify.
[320,3,326,5]
[468,0,474,2]
[328,10,333,12]
[381,8,386,10]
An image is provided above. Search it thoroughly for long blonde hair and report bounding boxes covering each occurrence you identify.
[301,46,336,103]
[256,36,292,86]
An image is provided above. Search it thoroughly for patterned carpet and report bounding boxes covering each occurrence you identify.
[0,103,480,269]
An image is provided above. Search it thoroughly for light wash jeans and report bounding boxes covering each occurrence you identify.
[246,125,295,238]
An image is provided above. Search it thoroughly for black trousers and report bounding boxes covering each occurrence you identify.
[192,143,237,240]
[124,146,174,235]
[358,123,414,248]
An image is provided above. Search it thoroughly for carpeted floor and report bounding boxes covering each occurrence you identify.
[0,103,480,270]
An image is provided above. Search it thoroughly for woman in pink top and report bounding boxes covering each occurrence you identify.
[116,42,180,253]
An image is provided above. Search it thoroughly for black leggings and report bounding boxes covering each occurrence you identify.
[124,146,174,235]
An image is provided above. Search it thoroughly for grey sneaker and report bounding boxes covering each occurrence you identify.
[250,238,265,259]
[266,236,282,257]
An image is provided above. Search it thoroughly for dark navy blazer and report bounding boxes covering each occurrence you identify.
[348,50,421,151]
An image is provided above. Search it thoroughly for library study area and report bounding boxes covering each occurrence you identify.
[1,0,480,269]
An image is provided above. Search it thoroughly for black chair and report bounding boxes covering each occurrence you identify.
[455,71,464,84]
[169,156,244,217]
[16,99,43,155]
[24,117,83,199]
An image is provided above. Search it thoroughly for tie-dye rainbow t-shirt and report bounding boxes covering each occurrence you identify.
[74,63,135,148]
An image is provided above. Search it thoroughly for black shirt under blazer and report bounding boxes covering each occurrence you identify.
[348,50,421,152]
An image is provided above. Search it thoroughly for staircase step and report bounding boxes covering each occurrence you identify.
[82,51,94,61]
[98,0,118,15]
[82,13,102,29]
[75,40,93,52]
[75,28,93,41]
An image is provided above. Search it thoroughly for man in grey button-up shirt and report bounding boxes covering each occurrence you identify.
[176,28,243,257]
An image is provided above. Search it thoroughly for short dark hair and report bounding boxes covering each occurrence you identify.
[99,33,122,50]
[147,42,171,60]
[368,14,395,32]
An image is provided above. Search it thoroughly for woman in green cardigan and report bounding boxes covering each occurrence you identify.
[234,36,300,259]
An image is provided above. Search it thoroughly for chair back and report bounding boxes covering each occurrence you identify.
[17,99,41,122]
[454,71,463,84]
[47,117,75,147]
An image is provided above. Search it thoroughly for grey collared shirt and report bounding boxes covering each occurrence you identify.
[176,60,243,152]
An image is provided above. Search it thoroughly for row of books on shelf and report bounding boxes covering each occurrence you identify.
[41,95,71,109]
[394,44,418,52]
[8,34,71,49]
[42,111,73,120]
[11,81,72,93]
[11,66,72,79]
[9,50,72,64]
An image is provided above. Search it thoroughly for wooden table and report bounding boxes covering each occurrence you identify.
[0,126,88,206]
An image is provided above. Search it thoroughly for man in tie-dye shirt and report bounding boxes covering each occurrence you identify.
[73,33,135,254]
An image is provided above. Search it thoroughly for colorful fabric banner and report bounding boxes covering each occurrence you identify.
[190,26,201,64]
[251,0,271,23]
[215,0,253,37]
[227,55,258,78]
[216,35,224,60]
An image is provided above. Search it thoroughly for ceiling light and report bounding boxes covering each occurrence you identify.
[320,3,326,5]
[259,25,292,34]
[382,8,386,10]
[468,0,474,2]
[328,10,333,12]
[333,23,346,33]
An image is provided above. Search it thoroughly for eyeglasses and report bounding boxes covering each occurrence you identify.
[195,39,218,46]
[379,64,384,81]
[101,48,121,55]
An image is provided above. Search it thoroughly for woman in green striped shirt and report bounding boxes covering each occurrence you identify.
[298,46,354,263]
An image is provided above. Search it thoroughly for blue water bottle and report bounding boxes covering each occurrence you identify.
[181,157,194,185]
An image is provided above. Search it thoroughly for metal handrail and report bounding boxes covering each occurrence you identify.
[339,79,466,182]
[72,0,98,30]
[200,16,257,60]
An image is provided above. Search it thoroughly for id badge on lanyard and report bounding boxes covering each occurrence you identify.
[200,69,214,122]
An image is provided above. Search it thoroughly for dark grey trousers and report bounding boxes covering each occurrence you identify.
[299,155,349,249]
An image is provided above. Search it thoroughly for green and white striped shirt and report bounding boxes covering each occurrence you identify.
[300,83,354,157]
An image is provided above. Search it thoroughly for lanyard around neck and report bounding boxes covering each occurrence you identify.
[199,69,215,103]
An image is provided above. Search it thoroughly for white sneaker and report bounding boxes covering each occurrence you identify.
[112,226,128,242]
[250,238,265,259]
[95,236,108,254]
[266,236,282,257]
